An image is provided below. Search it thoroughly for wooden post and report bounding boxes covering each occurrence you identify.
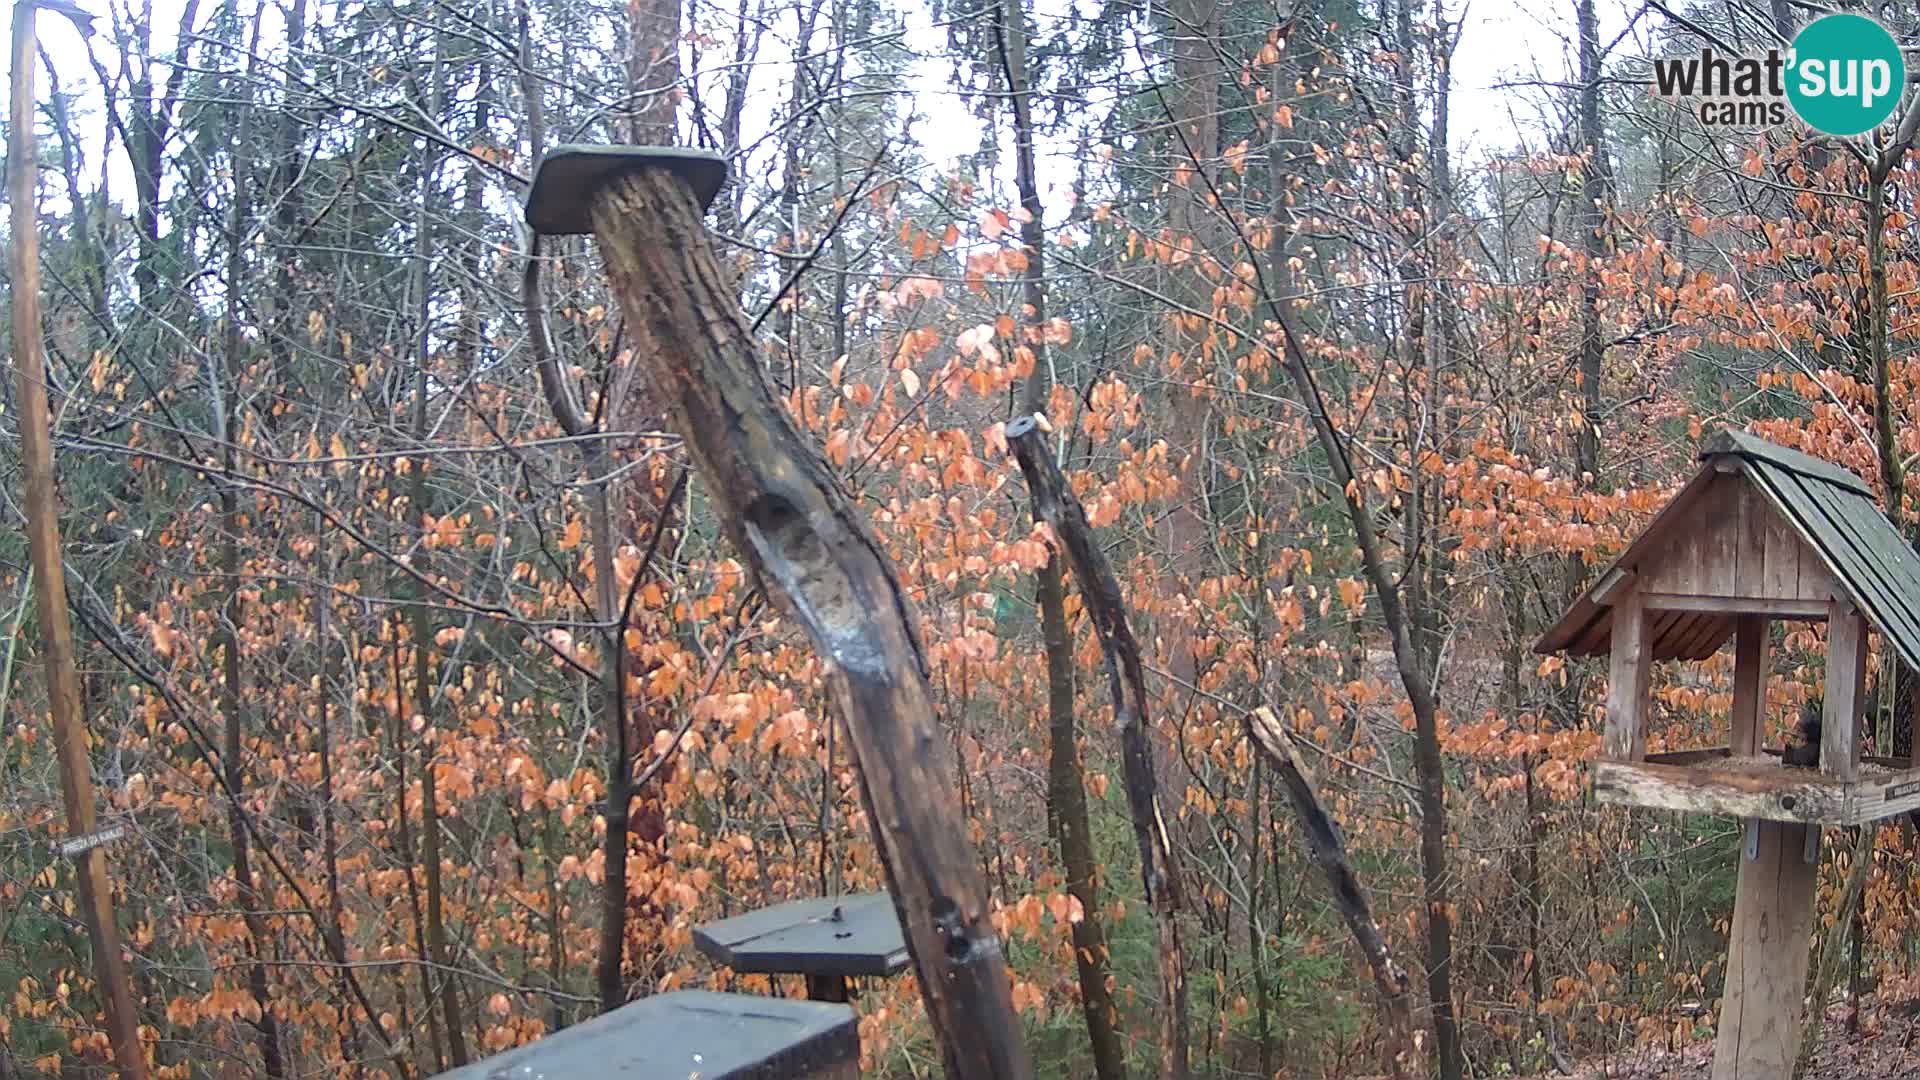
[1605,591,1651,760]
[8,5,148,1078]
[1713,820,1818,1080]
[524,149,1034,1079]
[1823,597,1866,782]
[1729,616,1767,757]
[805,974,849,1003]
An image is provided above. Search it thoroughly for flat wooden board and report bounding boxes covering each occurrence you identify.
[431,991,857,1079]
[1596,759,1920,825]
[693,892,910,978]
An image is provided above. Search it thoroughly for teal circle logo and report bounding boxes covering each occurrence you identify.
[1786,14,1906,137]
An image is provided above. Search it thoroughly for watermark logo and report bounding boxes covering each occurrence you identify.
[1650,14,1906,137]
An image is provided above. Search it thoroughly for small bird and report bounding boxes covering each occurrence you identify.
[1783,702,1822,768]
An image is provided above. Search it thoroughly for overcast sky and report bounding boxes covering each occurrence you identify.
[10,0,1634,220]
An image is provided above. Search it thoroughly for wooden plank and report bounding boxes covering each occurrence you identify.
[1605,593,1652,761]
[1712,819,1819,1080]
[1857,766,1920,825]
[1823,598,1867,782]
[1700,478,1741,597]
[1593,761,1850,823]
[1759,494,1804,600]
[1649,493,1711,598]
[1646,746,1735,766]
[1638,593,1827,618]
[1592,567,1634,605]
[1730,617,1768,757]
[1733,482,1769,597]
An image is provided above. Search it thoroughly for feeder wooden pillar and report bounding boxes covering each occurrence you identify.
[1715,819,1818,1079]
[1536,431,1920,1080]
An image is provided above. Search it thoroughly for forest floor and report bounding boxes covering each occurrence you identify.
[1523,1000,1920,1078]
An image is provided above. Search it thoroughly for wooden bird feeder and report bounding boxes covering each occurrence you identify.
[434,991,858,1079]
[693,891,910,1003]
[1538,430,1920,1078]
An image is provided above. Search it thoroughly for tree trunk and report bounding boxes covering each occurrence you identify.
[218,26,284,1072]
[1247,708,1417,1078]
[582,165,1035,1079]
[7,6,148,1077]
[997,1,1128,1074]
[1007,418,1191,1080]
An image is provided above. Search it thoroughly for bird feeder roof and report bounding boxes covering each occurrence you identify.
[431,990,856,1079]
[523,145,727,235]
[693,891,910,979]
[1536,430,1920,670]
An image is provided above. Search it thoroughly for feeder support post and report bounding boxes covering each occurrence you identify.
[1604,591,1650,761]
[524,147,1034,1080]
[1713,819,1817,1080]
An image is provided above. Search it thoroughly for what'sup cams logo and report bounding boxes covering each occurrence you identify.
[1651,14,1908,136]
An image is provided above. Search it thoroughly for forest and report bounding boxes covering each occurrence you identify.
[3,0,1920,1075]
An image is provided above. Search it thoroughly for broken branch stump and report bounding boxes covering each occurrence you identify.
[1006,412,1191,1080]
[524,147,1033,1080]
[1248,707,1417,1078]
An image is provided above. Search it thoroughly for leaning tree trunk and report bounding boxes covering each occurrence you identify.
[580,166,1035,1080]
[1007,416,1191,1080]
[1248,707,1417,1078]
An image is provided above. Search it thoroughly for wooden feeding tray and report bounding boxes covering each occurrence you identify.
[1597,747,1920,825]
[433,990,857,1080]
[693,892,910,1002]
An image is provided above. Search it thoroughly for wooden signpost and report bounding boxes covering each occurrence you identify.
[523,146,1034,1079]
[9,3,147,1077]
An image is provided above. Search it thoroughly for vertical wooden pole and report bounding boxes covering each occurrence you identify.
[1823,598,1866,781]
[1605,591,1651,761]
[1713,820,1818,1080]
[8,5,148,1076]
[1729,616,1767,757]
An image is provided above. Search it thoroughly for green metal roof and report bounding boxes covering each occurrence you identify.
[1717,431,1920,673]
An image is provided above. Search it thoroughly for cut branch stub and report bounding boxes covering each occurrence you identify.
[527,150,1033,1080]
[1006,411,1191,1080]
[1006,414,1180,907]
[1247,707,1418,1078]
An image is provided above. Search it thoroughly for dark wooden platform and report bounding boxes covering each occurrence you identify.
[1597,747,1920,825]
[693,892,909,1001]
[433,990,857,1079]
